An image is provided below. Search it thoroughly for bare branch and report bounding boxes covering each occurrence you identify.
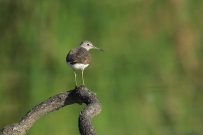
[0,86,102,135]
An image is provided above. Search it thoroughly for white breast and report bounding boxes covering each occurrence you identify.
[67,62,89,70]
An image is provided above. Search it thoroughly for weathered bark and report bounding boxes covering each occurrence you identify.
[0,85,102,135]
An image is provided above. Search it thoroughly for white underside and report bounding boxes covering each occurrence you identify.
[67,62,89,70]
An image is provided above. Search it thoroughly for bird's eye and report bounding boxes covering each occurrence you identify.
[87,44,89,46]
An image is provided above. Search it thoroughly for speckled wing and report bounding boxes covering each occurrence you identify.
[66,47,91,64]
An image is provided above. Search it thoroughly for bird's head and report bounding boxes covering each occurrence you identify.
[80,40,104,51]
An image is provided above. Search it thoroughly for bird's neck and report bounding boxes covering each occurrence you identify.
[80,46,90,51]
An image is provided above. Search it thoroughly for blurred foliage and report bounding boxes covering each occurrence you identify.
[0,0,203,135]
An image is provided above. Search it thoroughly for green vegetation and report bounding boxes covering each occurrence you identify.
[0,1,203,135]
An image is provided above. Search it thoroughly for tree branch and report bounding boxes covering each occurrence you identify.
[0,85,102,135]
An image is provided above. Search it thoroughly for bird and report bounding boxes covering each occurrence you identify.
[66,40,103,87]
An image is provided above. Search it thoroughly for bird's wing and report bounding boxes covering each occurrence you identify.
[66,47,91,64]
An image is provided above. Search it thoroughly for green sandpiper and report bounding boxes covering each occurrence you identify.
[66,40,103,86]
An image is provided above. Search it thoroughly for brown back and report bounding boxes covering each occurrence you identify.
[66,47,91,64]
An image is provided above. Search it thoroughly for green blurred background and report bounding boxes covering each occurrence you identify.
[0,0,203,135]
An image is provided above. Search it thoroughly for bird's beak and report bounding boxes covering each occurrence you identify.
[93,46,104,52]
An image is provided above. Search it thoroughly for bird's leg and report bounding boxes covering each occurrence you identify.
[74,70,77,87]
[81,69,85,86]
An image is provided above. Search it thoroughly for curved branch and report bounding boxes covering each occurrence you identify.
[77,86,102,135]
[0,86,102,135]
